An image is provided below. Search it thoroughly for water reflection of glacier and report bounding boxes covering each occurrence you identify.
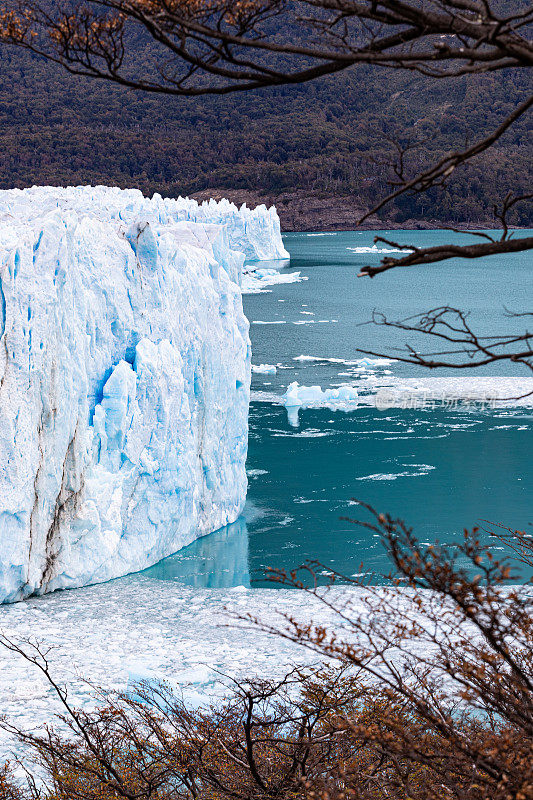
[141,516,250,588]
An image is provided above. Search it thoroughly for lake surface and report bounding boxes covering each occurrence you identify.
[144,230,533,588]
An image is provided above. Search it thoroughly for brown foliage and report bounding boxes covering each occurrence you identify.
[0,764,23,800]
[253,507,533,799]
[1,509,532,800]
[4,666,530,800]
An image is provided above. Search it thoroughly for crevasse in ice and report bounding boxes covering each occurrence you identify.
[0,186,288,603]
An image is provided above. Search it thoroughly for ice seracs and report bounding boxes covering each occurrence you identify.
[0,185,289,264]
[0,185,288,603]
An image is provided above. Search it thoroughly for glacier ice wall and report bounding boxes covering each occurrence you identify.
[0,186,286,603]
[0,186,289,263]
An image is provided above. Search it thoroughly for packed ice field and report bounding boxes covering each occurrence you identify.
[0,575,500,763]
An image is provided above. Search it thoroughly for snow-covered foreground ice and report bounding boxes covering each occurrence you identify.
[0,186,288,603]
[1,573,518,763]
[0,574,482,759]
[0,577,353,756]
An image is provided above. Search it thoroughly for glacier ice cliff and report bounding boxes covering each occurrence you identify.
[0,186,288,603]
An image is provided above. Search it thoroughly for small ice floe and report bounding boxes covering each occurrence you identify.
[252,320,287,325]
[361,376,533,409]
[286,428,332,438]
[358,357,396,368]
[252,364,278,374]
[282,381,359,426]
[292,319,337,325]
[347,244,414,254]
[242,266,307,294]
[293,355,396,368]
[356,464,435,481]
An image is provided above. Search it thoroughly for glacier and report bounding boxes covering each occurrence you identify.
[0,185,288,603]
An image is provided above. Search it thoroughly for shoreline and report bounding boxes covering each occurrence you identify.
[190,188,504,233]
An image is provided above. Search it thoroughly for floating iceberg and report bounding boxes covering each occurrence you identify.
[252,364,278,375]
[0,186,287,603]
[242,265,305,294]
[277,376,533,424]
[282,381,359,426]
[293,355,396,367]
[347,244,413,254]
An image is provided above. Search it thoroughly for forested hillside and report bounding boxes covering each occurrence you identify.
[0,41,530,228]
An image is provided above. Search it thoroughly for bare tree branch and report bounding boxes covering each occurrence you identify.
[354,305,533,374]
[357,233,533,277]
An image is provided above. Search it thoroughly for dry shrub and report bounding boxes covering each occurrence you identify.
[0,508,531,800]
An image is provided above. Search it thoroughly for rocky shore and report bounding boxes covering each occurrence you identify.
[191,189,495,233]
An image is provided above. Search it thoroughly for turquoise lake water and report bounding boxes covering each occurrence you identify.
[143,230,533,588]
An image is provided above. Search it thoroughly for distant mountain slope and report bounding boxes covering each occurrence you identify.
[0,43,530,227]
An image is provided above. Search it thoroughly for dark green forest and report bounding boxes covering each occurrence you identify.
[0,41,531,225]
